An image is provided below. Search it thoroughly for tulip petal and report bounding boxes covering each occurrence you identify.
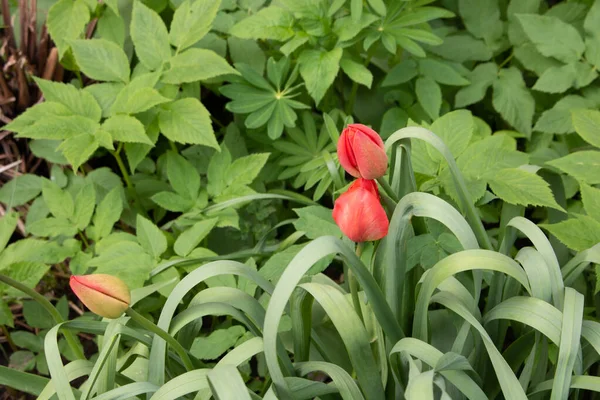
[353,131,389,180]
[337,132,361,178]
[333,181,389,243]
[70,275,130,319]
[348,123,384,148]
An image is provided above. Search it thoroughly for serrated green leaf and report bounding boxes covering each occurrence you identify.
[0,212,19,254]
[532,63,576,93]
[15,114,99,141]
[427,33,492,62]
[581,184,600,222]
[84,82,125,118]
[97,6,124,47]
[207,145,232,197]
[131,1,171,70]
[57,133,100,170]
[382,60,418,87]
[158,98,218,148]
[8,351,35,372]
[72,183,96,230]
[102,115,153,145]
[0,262,51,296]
[455,62,497,107]
[516,14,585,63]
[42,180,73,220]
[92,187,123,240]
[226,153,270,187]
[190,326,246,360]
[174,218,218,256]
[167,151,201,200]
[136,214,167,258]
[541,215,600,251]
[70,39,130,83]
[161,48,239,84]
[47,0,90,57]
[11,331,44,353]
[488,168,563,211]
[34,78,101,121]
[151,191,194,212]
[416,76,441,120]
[340,58,373,88]
[230,6,294,41]
[429,110,473,161]
[333,13,379,42]
[298,48,342,105]
[0,175,43,207]
[492,67,534,138]
[418,59,469,86]
[227,37,267,75]
[534,95,592,134]
[170,0,221,51]
[293,206,341,240]
[547,151,600,184]
[89,241,153,288]
[584,0,600,39]
[572,109,600,148]
[458,0,502,42]
[27,217,78,237]
[111,85,170,116]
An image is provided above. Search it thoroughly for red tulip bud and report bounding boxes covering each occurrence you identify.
[333,178,389,242]
[70,274,131,319]
[337,124,388,179]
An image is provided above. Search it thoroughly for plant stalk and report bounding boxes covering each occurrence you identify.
[377,176,399,203]
[110,144,148,218]
[125,307,195,371]
[0,274,85,359]
[349,243,365,323]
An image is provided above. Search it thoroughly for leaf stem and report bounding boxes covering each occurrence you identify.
[110,143,148,218]
[1,325,17,352]
[125,307,195,371]
[169,140,178,153]
[110,143,132,189]
[0,274,85,359]
[498,51,514,70]
[348,243,365,323]
[377,176,399,203]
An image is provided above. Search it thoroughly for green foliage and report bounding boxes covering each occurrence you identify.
[2,0,600,398]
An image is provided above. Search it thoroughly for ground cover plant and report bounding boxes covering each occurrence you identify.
[1,0,600,398]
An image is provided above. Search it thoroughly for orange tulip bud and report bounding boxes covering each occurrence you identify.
[337,124,388,179]
[70,274,130,319]
[333,179,389,242]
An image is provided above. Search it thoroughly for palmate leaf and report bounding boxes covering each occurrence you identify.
[273,111,339,200]
[221,59,309,139]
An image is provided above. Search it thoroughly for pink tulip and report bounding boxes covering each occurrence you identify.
[70,274,130,319]
[337,124,388,179]
[333,179,389,242]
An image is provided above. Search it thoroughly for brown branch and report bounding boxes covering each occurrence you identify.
[18,0,28,55]
[41,47,58,82]
[16,60,30,111]
[1,0,16,49]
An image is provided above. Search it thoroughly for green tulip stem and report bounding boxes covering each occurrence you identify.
[125,307,195,371]
[377,176,399,202]
[348,243,365,323]
[0,274,85,360]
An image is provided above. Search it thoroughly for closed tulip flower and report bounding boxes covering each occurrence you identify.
[333,178,389,242]
[337,124,388,179]
[70,274,130,319]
